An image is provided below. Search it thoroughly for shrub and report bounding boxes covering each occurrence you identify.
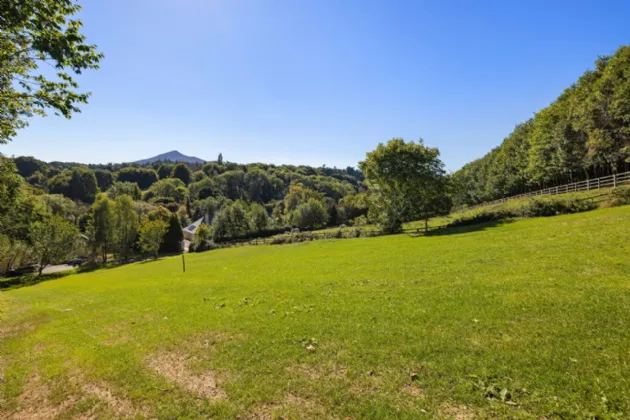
[518,196,596,217]
[606,186,630,207]
[448,195,597,228]
[159,214,184,253]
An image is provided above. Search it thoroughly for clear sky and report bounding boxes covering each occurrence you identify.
[2,0,630,170]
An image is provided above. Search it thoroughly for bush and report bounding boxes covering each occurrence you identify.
[159,214,184,253]
[448,195,597,228]
[518,196,596,217]
[606,186,630,207]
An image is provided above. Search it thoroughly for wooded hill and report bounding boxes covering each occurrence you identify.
[452,45,630,207]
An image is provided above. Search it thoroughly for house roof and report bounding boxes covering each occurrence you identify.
[183,218,204,234]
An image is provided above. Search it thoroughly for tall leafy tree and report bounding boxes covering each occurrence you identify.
[159,214,183,253]
[0,0,103,143]
[171,163,192,186]
[69,167,99,202]
[88,194,116,263]
[113,195,138,261]
[360,138,446,233]
[117,167,158,190]
[138,218,167,260]
[94,169,114,191]
[29,215,79,276]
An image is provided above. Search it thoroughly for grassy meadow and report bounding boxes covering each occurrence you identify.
[2,205,630,419]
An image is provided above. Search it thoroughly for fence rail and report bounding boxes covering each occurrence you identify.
[464,171,630,211]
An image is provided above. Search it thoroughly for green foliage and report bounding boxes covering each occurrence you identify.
[188,178,217,200]
[283,184,324,215]
[248,203,269,232]
[137,218,167,259]
[192,170,206,183]
[94,169,114,191]
[360,138,447,233]
[40,194,80,223]
[47,167,99,202]
[453,46,630,207]
[29,215,79,276]
[68,167,99,202]
[337,193,369,224]
[191,223,213,252]
[0,157,23,219]
[113,195,138,260]
[156,164,174,180]
[107,181,141,200]
[0,0,103,144]
[212,201,251,241]
[159,214,183,254]
[449,195,598,228]
[117,167,158,190]
[288,198,328,229]
[171,163,192,186]
[606,186,630,207]
[13,156,47,178]
[87,194,116,263]
[148,178,188,203]
[216,170,245,200]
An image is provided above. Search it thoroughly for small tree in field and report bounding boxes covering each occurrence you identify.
[88,194,116,263]
[29,216,79,276]
[138,218,168,259]
[113,195,138,260]
[360,138,448,234]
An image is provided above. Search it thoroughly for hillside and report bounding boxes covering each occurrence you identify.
[2,206,630,418]
[133,150,206,165]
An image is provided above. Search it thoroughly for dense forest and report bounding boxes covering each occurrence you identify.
[0,153,375,272]
[452,45,630,207]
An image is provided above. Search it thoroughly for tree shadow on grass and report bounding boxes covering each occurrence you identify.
[0,271,73,291]
[408,219,514,238]
[0,259,150,291]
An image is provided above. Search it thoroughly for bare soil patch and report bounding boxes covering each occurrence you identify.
[441,404,476,420]
[146,351,226,400]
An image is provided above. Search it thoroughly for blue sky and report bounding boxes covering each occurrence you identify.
[2,0,630,170]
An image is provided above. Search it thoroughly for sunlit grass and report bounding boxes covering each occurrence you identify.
[1,206,630,418]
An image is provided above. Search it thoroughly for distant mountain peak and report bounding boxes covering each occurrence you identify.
[134,150,206,165]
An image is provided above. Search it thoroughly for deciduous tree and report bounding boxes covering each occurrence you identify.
[0,0,103,143]
[29,215,79,276]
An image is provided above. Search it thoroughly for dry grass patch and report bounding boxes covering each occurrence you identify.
[81,382,147,418]
[402,384,425,397]
[440,404,476,420]
[146,351,226,401]
[7,374,76,420]
[245,393,328,420]
[0,321,36,340]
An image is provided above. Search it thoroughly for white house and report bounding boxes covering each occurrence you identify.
[183,218,204,241]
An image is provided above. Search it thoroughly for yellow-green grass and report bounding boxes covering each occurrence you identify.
[2,206,630,418]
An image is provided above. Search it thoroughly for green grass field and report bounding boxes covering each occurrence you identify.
[2,206,630,419]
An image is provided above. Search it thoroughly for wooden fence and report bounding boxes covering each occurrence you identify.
[464,171,630,211]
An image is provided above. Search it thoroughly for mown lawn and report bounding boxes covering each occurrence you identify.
[1,206,630,419]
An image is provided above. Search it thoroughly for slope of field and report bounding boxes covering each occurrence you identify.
[2,206,630,419]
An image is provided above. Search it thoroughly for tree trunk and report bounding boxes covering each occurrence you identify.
[424,218,428,233]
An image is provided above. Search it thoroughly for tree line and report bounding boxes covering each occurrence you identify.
[452,45,630,207]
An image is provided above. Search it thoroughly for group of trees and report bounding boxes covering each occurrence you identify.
[4,1,630,271]
[453,45,630,207]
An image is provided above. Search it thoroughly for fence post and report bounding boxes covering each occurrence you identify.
[587,179,590,190]
[613,173,617,187]
[598,178,600,189]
